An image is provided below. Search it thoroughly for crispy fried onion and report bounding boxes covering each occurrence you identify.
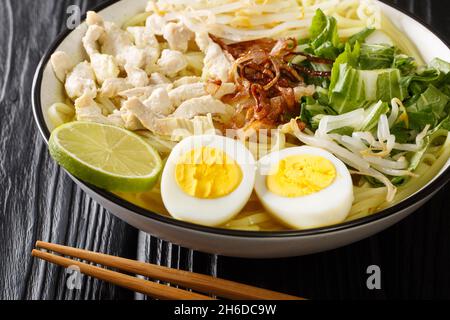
[211,36,321,130]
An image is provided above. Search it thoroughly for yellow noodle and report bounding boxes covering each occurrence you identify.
[335,14,366,28]
[122,12,151,28]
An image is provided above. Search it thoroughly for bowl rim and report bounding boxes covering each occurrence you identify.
[32,0,450,238]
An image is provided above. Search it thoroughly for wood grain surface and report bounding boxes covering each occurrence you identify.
[0,0,449,300]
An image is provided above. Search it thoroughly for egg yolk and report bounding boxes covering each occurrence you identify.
[266,155,336,197]
[175,147,243,199]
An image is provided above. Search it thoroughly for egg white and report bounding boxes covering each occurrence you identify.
[161,135,256,227]
[254,146,354,229]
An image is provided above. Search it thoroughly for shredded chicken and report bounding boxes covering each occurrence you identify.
[82,24,104,56]
[119,84,173,100]
[120,98,149,130]
[123,97,160,132]
[96,21,134,65]
[86,11,104,27]
[90,53,120,84]
[294,85,316,101]
[205,81,236,99]
[86,11,156,85]
[81,23,120,85]
[127,26,160,67]
[65,61,97,100]
[173,76,201,87]
[213,37,315,130]
[51,51,74,82]
[149,72,172,85]
[125,64,149,88]
[154,114,217,139]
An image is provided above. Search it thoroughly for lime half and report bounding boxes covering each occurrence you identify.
[49,121,163,192]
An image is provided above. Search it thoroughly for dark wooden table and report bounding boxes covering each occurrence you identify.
[0,0,449,300]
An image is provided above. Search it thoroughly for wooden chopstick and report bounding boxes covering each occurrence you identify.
[34,241,303,300]
[31,249,213,300]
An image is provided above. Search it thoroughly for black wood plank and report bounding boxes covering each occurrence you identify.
[0,0,138,300]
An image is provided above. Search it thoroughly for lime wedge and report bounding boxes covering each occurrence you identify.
[49,122,162,192]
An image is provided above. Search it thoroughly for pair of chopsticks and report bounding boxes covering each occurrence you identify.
[32,241,303,300]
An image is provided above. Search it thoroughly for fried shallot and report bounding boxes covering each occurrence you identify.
[212,36,327,131]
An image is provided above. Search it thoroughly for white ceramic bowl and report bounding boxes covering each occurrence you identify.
[32,0,450,258]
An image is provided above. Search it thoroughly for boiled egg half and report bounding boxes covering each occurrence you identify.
[161,135,256,227]
[254,146,354,229]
